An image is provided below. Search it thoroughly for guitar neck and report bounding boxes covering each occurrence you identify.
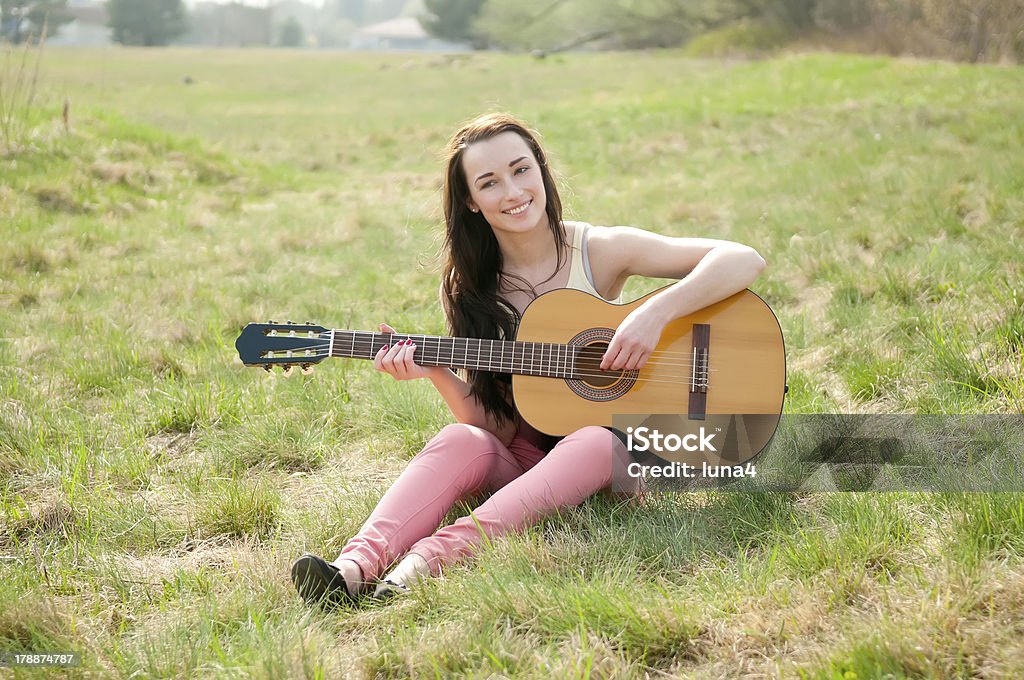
[327,330,583,378]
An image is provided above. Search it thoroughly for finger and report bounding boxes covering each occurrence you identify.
[382,340,405,371]
[379,323,396,334]
[602,343,622,371]
[373,343,390,371]
[401,342,419,376]
[622,349,644,371]
[395,339,417,377]
[616,346,642,371]
[632,351,650,371]
[611,350,630,371]
[393,340,413,377]
[402,341,417,365]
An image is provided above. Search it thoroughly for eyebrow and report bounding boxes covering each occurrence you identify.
[474,156,529,184]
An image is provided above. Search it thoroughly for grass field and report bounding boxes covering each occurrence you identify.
[2,47,1024,677]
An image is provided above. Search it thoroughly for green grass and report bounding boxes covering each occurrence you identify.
[1,48,1023,677]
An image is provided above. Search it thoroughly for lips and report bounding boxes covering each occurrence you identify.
[502,199,532,216]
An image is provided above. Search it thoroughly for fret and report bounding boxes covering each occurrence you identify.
[306,329,579,377]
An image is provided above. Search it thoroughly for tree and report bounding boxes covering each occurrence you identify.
[419,0,486,46]
[338,0,364,24]
[277,16,303,47]
[919,0,1024,62]
[108,0,187,47]
[1,0,71,44]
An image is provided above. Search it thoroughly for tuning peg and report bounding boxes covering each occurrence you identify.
[268,319,276,324]
[304,320,313,326]
[263,365,273,373]
[282,364,293,376]
[301,363,314,375]
[287,319,294,325]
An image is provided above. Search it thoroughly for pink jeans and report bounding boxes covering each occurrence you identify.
[336,420,642,579]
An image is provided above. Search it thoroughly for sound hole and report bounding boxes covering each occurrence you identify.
[575,341,619,388]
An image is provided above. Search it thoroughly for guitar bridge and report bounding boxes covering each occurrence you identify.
[688,323,710,420]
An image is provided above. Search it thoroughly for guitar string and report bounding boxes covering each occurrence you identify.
[266,357,709,388]
[256,345,714,386]
[259,330,718,361]
[335,331,716,361]
[258,339,716,375]
[260,334,718,370]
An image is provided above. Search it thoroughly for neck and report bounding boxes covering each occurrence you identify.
[492,218,562,282]
[327,329,586,379]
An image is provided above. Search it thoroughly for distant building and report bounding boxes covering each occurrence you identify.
[39,0,112,47]
[351,16,464,51]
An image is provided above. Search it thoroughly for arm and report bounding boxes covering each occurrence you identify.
[426,366,518,444]
[374,326,518,445]
[587,226,767,371]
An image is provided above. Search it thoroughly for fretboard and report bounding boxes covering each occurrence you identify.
[325,330,585,379]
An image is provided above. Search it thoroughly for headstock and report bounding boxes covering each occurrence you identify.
[235,320,330,374]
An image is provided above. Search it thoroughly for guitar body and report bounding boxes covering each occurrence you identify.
[514,288,786,465]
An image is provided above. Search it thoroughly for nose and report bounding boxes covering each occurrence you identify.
[504,180,525,202]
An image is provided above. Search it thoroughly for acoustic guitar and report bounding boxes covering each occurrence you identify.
[235,287,787,467]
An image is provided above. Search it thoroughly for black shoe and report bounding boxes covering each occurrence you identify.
[372,578,411,600]
[291,553,355,607]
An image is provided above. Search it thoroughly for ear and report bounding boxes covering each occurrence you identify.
[467,201,479,213]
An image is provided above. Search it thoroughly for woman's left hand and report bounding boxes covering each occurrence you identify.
[601,307,666,372]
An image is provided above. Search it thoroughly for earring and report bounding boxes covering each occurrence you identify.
[470,207,479,213]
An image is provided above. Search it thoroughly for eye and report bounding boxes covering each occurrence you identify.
[514,165,530,175]
[481,179,497,189]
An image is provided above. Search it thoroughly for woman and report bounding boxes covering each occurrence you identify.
[291,113,766,605]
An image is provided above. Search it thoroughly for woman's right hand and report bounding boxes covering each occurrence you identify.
[373,323,443,381]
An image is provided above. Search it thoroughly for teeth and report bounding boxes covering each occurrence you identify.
[504,201,530,215]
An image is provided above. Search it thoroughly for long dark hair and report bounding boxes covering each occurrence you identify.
[440,113,568,426]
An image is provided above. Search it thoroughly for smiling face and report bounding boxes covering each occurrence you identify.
[461,131,548,236]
